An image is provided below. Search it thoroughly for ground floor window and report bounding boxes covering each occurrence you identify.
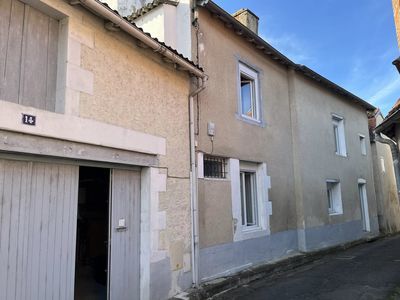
[231,160,272,241]
[240,171,258,227]
[326,180,343,215]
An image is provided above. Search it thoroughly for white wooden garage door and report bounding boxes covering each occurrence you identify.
[0,159,79,300]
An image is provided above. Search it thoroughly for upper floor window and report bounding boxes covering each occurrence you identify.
[332,114,347,157]
[0,0,59,111]
[359,135,367,155]
[238,63,260,122]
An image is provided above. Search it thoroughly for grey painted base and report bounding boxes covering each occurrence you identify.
[150,259,172,300]
[199,229,299,281]
[299,217,380,252]
[199,218,380,281]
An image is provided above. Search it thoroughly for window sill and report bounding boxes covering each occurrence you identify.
[235,113,265,127]
[328,212,343,216]
[335,153,348,158]
[202,177,230,182]
[234,226,269,242]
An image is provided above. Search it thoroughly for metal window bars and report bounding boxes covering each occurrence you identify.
[204,155,227,179]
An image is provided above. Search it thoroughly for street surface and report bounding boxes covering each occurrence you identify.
[214,235,400,300]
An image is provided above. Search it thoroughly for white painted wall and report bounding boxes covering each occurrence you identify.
[135,7,166,43]
[175,0,192,59]
[134,1,192,59]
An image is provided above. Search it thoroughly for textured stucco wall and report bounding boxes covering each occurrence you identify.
[38,0,193,298]
[195,9,297,238]
[372,115,400,233]
[77,6,192,297]
[291,74,378,232]
[198,179,233,248]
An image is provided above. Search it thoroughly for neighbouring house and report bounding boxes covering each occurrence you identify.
[0,0,206,300]
[368,109,400,233]
[393,0,400,48]
[126,0,381,288]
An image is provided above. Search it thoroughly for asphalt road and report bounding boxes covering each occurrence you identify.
[214,235,400,300]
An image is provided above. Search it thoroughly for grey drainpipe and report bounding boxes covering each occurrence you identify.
[374,132,400,195]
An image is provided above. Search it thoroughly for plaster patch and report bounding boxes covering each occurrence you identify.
[66,63,94,95]
[67,37,81,66]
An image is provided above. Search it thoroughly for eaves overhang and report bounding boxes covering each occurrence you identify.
[375,108,400,139]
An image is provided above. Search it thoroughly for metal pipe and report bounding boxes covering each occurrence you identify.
[375,132,400,195]
[189,76,207,287]
[70,0,206,79]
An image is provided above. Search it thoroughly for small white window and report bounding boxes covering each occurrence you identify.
[359,135,367,155]
[380,157,386,173]
[238,63,260,122]
[326,180,343,215]
[332,115,347,157]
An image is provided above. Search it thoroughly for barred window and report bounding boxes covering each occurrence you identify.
[204,156,227,179]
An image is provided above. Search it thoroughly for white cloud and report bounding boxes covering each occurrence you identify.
[369,74,400,108]
[260,33,313,64]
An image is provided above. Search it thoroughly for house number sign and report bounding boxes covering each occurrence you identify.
[22,114,36,126]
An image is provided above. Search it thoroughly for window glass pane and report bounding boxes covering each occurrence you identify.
[240,173,246,225]
[327,186,333,211]
[241,77,254,118]
[245,173,254,225]
[333,124,340,153]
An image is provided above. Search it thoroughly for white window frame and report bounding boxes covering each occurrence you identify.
[359,134,367,156]
[332,114,347,157]
[238,63,261,123]
[230,160,272,241]
[326,179,343,215]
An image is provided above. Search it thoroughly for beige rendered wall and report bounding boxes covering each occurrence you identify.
[291,73,378,230]
[393,0,400,48]
[36,0,193,296]
[195,9,297,248]
[371,115,400,233]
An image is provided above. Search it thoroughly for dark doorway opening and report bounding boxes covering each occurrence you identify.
[75,166,110,300]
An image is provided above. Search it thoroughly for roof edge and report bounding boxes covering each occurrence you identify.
[70,0,205,78]
[197,0,375,111]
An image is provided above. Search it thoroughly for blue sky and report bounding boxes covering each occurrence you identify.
[213,0,400,115]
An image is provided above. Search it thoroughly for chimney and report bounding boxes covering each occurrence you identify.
[232,8,259,34]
